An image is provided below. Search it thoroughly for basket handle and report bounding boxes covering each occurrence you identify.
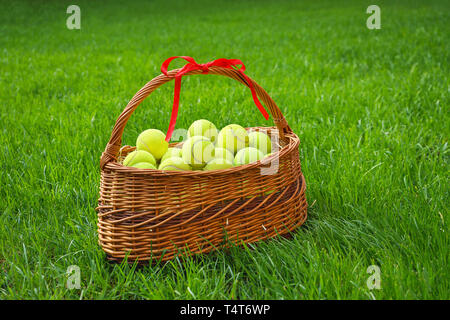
[100,58,291,169]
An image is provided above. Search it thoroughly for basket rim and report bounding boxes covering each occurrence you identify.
[103,126,300,176]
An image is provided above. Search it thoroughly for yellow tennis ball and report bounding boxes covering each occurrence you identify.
[130,162,157,169]
[181,136,214,169]
[234,147,264,166]
[203,158,234,171]
[136,129,169,160]
[187,119,219,143]
[122,150,156,167]
[160,147,182,163]
[158,157,191,171]
[248,131,272,155]
[216,124,249,154]
[213,147,234,163]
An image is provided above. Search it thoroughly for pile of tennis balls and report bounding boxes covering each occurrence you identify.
[122,119,273,171]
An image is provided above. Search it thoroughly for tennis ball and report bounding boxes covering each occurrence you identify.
[234,147,264,166]
[203,158,234,171]
[122,150,156,167]
[136,129,169,160]
[216,124,249,154]
[158,157,191,171]
[213,147,234,163]
[181,136,214,169]
[130,162,157,169]
[160,147,182,163]
[187,119,219,143]
[248,131,272,155]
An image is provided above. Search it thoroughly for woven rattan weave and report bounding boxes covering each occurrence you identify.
[97,65,307,262]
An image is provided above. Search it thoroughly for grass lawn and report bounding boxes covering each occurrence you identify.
[0,0,448,299]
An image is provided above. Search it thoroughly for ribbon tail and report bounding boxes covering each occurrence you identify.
[249,87,269,120]
[165,76,182,142]
[242,73,270,120]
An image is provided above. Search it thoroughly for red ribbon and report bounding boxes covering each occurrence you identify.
[161,56,270,142]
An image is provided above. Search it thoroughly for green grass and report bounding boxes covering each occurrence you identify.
[0,0,448,299]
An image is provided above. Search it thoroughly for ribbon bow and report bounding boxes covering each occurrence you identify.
[161,56,270,142]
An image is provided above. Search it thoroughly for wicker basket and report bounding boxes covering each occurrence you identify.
[97,64,307,262]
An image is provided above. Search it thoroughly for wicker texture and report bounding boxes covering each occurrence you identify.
[97,66,307,262]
